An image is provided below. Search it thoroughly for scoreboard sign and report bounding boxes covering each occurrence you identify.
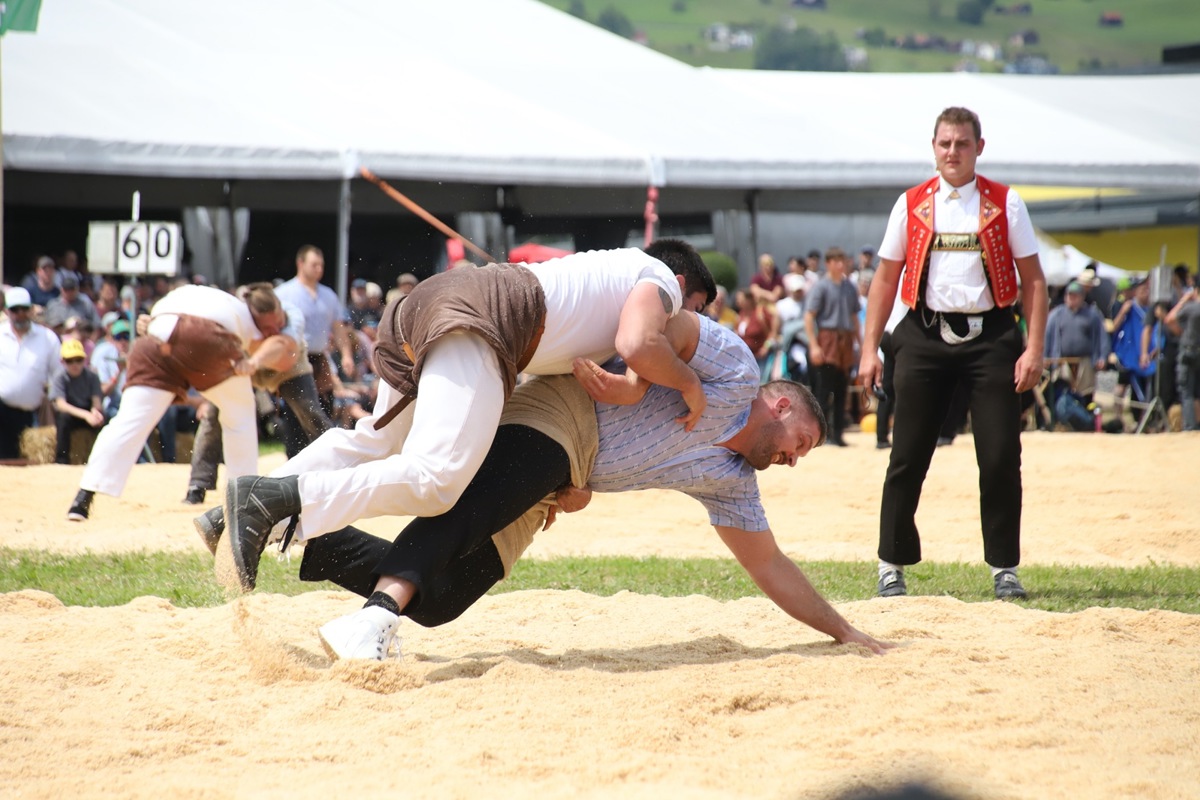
[87,221,182,276]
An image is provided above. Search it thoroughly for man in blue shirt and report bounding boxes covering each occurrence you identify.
[283,312,892,659]
[273,245,357,439]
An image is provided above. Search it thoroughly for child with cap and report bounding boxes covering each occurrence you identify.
[50,338,105,465]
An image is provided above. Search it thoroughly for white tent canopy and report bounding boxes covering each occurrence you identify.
[5,0,1200,193]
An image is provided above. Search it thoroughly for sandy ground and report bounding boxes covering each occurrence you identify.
[2,430,1199,799]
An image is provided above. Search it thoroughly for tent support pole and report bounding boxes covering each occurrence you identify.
[336,177,352,304]
[748,189,761,275]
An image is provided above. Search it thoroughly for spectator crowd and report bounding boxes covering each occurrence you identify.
[702,247,1199,440]
[0,246,428,474]
[3,240,1196,480]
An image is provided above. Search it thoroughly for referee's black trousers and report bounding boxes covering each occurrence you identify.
[878,307,1025,569]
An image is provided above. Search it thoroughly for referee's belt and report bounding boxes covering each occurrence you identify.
[916,304,1009,345]
[931,233,981,251]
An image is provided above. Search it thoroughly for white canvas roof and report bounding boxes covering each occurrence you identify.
[5,0,1200,193]
[706,70,1200,190]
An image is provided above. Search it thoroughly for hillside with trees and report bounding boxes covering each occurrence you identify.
[544,0,1199,74]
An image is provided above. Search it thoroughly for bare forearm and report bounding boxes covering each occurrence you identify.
[248,334,299,372]
[621,338,700,398]
[55,399,87,421]
[336,322,356,361]
[753,551,861,643]
[1021,279,1048,353]
[719,525,862,644]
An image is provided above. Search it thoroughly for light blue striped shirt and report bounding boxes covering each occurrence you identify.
[589,315,768,531]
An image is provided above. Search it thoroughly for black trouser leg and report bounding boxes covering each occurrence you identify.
[813,364,847,439]
[374,425,570,615]
[300,424,571,625]
[188,405,223,490]
[54,412,87,464]
[965,324,1025,569]
[276,400,306,460]
[0,399,32,459]
[1160,341,1179,409]
[939,379,970,440]
[278,374,333,452]
[157,406,179,463]
[830,367,847,437]
[879,317,957,565]
[300,525,507,628]
[878,331,895,445]
[879,311,1023,567]
[300,526,394,598]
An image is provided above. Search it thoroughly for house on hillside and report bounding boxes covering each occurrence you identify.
[704,22,730,51]
[1009,28,1040,47]
[729,30,754,50]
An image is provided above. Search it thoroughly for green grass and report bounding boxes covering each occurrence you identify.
[0,549,341,607]
[2,549,1197,614]
[541,0,1200,73]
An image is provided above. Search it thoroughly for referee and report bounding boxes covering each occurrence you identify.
[857,107,1048,600]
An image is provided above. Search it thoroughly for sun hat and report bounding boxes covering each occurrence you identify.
[61,339,87,360]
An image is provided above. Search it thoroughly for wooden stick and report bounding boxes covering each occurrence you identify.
[359,166,496,263]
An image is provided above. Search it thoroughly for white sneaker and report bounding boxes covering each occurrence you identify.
[318,605,401,661]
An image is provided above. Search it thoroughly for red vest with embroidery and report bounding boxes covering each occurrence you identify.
[899,174,1020,309]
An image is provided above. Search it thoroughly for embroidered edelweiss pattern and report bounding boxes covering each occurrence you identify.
[981,197,1001,224]
[914,197,934,225]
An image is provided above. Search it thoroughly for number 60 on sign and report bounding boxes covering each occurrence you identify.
[87,221,182,276]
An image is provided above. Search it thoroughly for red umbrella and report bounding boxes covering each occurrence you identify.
[507,242,573,264]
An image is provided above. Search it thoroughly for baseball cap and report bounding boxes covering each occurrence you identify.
[5,286,32,309]
[365,281,383,299]
[61,274,79,290]
[1066,281,1085,294]
[397,272,418,287]
[61,339,87,360]
[861,245,875,255]
[102,311,120,329]
[111,319,132,336]
[351,278,367,289]
[782,273,805,293]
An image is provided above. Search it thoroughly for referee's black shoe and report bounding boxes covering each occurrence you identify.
[993,570,1028,600]
[219,475,300,593]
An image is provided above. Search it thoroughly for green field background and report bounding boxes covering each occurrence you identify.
[540,0,1199,73]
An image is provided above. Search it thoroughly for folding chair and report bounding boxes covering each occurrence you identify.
[1128,371,1169,434]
